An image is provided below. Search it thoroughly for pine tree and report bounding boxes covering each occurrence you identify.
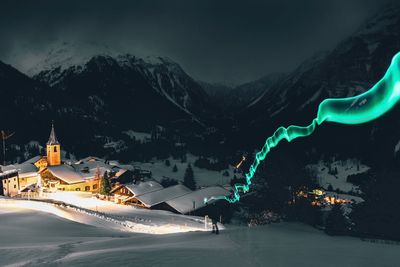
[183,163,196,190]
[100,171,111,195]
[172,164,178,172]
[160,177,179,188]
[181,154,187,163]
[325,204,348,235]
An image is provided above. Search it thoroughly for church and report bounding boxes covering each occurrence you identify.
[38,123,101,193]
[1,123,127,197]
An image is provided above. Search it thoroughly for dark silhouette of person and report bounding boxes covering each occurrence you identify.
[211,218,219,234]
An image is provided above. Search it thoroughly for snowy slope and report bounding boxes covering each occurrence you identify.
[0,196,216,235]
[307,159,370,193]
[122,130,151,143]
[132,154,236,187]
[1,207,400,267]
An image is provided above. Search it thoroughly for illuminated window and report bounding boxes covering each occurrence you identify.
[14,185,16,188]
[75,188,80,191]
[85,186,90,191]
[93,184,98,190]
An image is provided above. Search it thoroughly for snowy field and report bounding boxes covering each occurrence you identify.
[307,159,369,193]
[1,206,400,267]
[133,154,235,187]
[0,194,217,235]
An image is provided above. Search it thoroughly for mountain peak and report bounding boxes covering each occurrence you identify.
[27,41,185,79]
[26,41,120,76]
[356,4,400,37]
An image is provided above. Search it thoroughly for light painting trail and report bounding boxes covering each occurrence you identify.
[235,156,246,169]
[208,52,400,204]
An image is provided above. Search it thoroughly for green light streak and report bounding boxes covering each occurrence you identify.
[211,52,400,204]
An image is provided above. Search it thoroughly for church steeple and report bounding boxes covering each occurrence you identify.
[46,122,61,166]
[47,122,59,145]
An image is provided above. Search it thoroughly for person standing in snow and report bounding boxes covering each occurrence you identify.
[211,218,219,234]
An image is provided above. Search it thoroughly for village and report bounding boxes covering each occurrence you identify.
[0,124,232,225]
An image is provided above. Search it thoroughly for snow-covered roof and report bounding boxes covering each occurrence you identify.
[0,168,18,178]
[124,180,164,197]
[23,156,42,164]
[72,158,127,180]
[47,165,84,184]
[75,156,106,164]
[136,184,192,207]
[166,186,231,214]
[20,183,37,192]
[111,167,127,178]
[1,163,38,178]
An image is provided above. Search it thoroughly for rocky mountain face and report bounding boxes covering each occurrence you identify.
[0,61,55,142]
[237,4,400,168]
[2,5,400,167]
[34,52,213,128]
[201,73,285,113]
[1,44,220,160]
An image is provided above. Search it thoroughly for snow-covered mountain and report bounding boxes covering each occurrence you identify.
[26,41,120,77]
[32,43,212,124]
[201,73,285,112]
[238,4,400,166]
[0,42,219,160]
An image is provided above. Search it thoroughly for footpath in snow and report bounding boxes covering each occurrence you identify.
[0,194,219,235]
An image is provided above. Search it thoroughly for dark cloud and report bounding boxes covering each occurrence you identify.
[0,0,395,84]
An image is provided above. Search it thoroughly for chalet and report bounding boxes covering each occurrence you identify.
[162,186,231,214]
[41,164,100,192]
[0,162,40,197]
[111,180,164,206]
[110,180,232,214]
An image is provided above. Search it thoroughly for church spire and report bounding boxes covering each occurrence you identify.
[47,121,59,145]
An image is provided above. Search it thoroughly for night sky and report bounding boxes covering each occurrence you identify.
[0,0,395,84]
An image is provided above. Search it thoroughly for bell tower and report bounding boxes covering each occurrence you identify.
[46,122,61,166]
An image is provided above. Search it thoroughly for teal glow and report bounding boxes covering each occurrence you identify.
[211,52,400,204]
